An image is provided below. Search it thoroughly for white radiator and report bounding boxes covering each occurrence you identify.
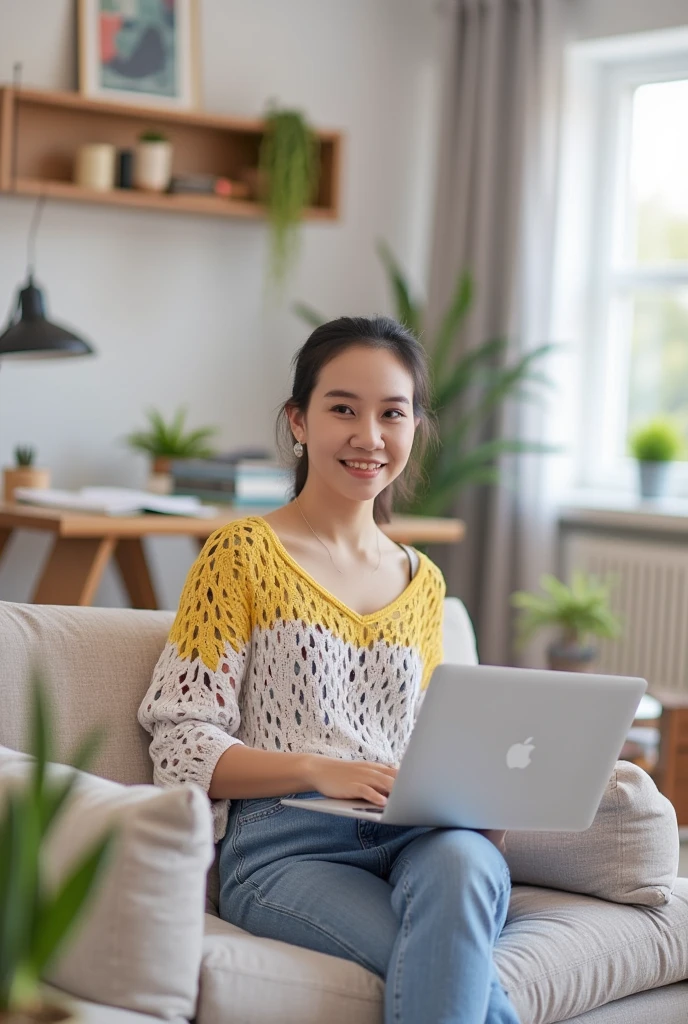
[561,531,688,695]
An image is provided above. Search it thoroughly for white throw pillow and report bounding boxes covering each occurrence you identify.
[0,746,214,1021]
[505,760,679,906]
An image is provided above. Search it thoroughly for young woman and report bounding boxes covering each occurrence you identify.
[138,316,518,1024]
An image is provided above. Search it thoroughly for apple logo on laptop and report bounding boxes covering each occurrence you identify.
[506,737,535,769]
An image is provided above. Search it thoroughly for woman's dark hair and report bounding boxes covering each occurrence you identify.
[275,315,439,524]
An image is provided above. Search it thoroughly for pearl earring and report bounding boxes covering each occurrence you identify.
[293,441,304,458]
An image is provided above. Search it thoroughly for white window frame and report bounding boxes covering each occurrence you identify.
[562,30,688,498]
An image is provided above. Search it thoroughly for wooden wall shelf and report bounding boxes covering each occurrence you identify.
[0,87,342,223]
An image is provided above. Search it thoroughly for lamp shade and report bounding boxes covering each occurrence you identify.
[0,276,94,360]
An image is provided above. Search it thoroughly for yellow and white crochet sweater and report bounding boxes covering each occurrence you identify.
[138,515,446,841]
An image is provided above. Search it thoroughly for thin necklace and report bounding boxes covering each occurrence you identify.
[294,496,382,576]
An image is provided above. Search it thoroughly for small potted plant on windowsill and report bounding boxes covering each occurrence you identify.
[628,417,684,500]
[0,669,115,1024]
[3,446,51,504]
[125,407,218,494]
[510,571,622,672]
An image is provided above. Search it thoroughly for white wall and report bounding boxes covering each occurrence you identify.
[575,0,688,40]
[0,0,444,609]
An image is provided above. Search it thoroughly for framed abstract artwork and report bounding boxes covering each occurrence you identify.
[78,0,200,109]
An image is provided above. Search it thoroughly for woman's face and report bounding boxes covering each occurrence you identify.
[289,344,420,501]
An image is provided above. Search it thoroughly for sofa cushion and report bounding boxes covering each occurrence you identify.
[0,746,213,1022]
[0,601,174,786]
[505,761,679,906]
[497,881,688,1024]
[197,880,688,1024]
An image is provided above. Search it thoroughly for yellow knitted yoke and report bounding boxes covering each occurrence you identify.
[138,515,446,841]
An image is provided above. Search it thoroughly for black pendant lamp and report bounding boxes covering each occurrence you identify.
[0,196,95,361]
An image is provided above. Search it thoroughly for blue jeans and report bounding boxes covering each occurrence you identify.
[219,792,519,1024]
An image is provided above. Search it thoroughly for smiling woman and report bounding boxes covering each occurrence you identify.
[137,315,520,1024]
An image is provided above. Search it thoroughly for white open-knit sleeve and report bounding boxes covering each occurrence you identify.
[137,526,253,841]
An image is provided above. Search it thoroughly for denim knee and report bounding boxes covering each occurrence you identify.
[397,828,511,903]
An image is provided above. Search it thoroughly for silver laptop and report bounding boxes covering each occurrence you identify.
[281,663,646,831]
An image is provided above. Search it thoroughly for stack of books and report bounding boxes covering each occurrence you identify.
[171,454,292,508]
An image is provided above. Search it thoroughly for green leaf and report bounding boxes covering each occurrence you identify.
[431,271,473,380]
[434,337,508,410]
[292,301,326,328]
[30,831,115,976]
[0,792,41,1008]
[376,240,421,336]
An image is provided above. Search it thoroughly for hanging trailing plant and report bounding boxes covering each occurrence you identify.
[258,105,320,288]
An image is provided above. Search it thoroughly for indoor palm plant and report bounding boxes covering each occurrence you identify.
[0,670,114,1023]
[628,417,684,500]
[257,105,320,288]
[295,240,555,515]
[125,407,218,477]
[510,571,622,671]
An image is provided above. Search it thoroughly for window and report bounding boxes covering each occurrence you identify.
[564,37,688,495]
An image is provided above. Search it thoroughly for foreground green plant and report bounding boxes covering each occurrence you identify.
[628,417,684,462]
[510,572,622,650]
[0,670,114,1015]
[259,106,320,288]
[295,240,556,515]
[125,407,218,460]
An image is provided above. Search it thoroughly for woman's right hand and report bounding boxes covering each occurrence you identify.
[302,754,398,806]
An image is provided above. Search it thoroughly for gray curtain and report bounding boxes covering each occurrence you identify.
[427,0,575,664]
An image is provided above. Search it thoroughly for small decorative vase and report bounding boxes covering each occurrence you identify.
[148,456,173,495]
[74,143,116,191]
[638,460,670,500]
[133,141,173,193]
[3,467,51,503]
[546,641,598,673]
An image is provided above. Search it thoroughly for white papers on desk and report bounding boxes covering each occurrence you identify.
[13,486,220,518]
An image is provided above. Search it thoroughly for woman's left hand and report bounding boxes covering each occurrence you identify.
[477,829,507,855]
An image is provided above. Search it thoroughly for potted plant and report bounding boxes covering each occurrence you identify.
[628,417,684,500]
[133,130,173,193]
[510,571,622,671]
[125,407,218,493]
[295,240,555,515]
[3,446,51,504]
[253,105,320,288]
[0,669,114,1023]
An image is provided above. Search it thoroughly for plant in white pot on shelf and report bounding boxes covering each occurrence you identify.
[133,130,173,193]
[125,407,218,493]
[3,446,51,504]
[0,669,115,1024]
[628,417,684,500]
[510,571,622,672]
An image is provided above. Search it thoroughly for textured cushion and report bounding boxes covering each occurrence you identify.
[197,881,688,1024]
[505,761,679,906]
[496,882,688,1024]
[0,746,213,1021]
[0,601,174,787]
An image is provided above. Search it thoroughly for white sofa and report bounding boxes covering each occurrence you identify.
[2,597,688,1024]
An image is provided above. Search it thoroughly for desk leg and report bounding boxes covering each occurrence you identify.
[32,537,116,606]
[114,538,158,610]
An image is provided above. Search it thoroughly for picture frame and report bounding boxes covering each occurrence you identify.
[77,0,201,110]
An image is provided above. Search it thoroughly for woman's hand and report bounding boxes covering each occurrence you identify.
[477,829,507,854]
[303,754,398,806]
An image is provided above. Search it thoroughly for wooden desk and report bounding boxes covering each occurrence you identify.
[0,502,464,609]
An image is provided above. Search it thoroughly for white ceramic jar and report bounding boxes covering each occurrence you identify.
[133,141,173,192]
[74,143,117,191]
